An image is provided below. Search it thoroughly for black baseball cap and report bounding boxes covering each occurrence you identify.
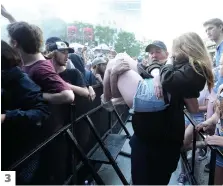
[45,37,74,53]
[145,40,167,52]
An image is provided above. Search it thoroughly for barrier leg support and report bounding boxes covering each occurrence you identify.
[66,129,105,185]
[85,116,129,185]
[113,108,131,138]
[208,150,216,185]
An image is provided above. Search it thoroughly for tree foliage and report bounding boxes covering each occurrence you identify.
[1,18,143,56]
[115,31,140,57]
[40,17,67,41]
[94,25,116,46]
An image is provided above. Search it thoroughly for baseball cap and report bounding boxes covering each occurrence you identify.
[46,37,62,44]
[45,37,74,53]
[145,40,167,52]
[91,57,107,67]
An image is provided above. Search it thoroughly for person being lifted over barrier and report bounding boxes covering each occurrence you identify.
[102,32,214,185]
[102,34,213,113]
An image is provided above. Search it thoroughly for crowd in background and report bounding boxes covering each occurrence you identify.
[1,4,223,185]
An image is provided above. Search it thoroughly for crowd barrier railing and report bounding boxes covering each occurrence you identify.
[4,84,130,185]
[183,110,223,185]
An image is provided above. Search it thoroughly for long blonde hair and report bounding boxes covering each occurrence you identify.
[172,32,214,92]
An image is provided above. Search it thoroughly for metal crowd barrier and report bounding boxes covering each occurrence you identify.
[183,110,223,185]
[3,84,130,185]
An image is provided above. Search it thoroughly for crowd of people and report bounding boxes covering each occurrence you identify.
[1,4,223,185]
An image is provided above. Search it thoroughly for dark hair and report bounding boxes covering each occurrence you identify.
[1,40,22,70]
[69,53,85,76]
[45,37,61,45]
[7,21,43,54]
[203,18,223,31]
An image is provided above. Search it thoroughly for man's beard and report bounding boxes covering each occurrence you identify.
[97,68,105,77]
[57,61,66,67]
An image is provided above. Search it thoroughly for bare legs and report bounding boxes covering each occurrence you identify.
[117,70,142,108]
[103,56,141,108]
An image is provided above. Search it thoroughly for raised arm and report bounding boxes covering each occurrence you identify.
[1,5,16,23]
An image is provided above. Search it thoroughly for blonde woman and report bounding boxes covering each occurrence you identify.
[102,32,214,185]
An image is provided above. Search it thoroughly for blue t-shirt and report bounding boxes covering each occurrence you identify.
[214,75,223,93]
[85,70,97,86]
[215,41,223,67]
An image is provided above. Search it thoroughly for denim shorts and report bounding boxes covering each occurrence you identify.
[133,79,170,112]
[216,150,223,167]
[184,115,205,126]
[215,119,223,167]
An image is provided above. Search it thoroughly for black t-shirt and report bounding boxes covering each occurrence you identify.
[68,54,86,77]
[59,69,86,87]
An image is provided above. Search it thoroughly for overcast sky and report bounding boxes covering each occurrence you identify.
[1,0,223,50]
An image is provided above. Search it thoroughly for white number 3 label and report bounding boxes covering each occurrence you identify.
[0,171,15,186]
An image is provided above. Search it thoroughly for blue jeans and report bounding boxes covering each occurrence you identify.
[216,148,223,167]
[133,79,169,112]
[184,114,205,126]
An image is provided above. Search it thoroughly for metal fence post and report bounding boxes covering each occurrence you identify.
[109,111,113,134]
[208,149,216,185]
[191,126,197,175]
[70,103,77,185]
